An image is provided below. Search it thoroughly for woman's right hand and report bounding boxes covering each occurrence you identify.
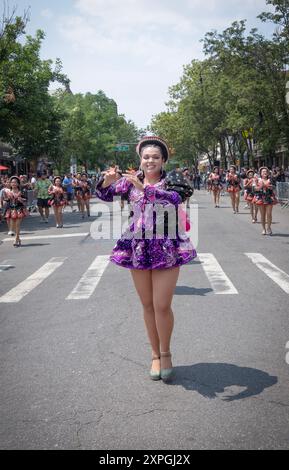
[101,167,118,188]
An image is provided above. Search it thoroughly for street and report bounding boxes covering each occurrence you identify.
[1,191,289,450]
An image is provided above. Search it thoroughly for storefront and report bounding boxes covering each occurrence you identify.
[0,141,13,174]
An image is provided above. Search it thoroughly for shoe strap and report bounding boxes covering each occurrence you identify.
[160,352,171,358]
[152,356,160,361]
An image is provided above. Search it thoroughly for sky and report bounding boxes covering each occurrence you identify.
[11,0,276,128]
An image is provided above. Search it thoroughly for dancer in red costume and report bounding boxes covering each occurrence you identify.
[208,167,223,208]
[226,165,241,214]
[253,167,278,235]
[74,173,91,218]
[48,177,67,228]
[243,169,259,224]
[2,176,28,247]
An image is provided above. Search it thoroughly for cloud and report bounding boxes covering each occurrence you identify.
[74,0,194,34]
[40,8,54,19]
[55,0,275,127]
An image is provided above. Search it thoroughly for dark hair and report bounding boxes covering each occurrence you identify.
[136,168,167,183]
[10,176,20,186]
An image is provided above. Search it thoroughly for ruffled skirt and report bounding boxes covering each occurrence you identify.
[4,207,28,219]
[109,236,197,270]
[253,193,278,205]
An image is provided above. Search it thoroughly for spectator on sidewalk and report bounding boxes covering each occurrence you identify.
[35,171,51,223]
[30,173,37,189]
[63,173,75,212]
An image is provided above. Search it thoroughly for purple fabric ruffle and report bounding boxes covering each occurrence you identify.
[96,177,197,270]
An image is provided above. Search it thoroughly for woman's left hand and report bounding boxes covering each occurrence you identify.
[122,173,144,192]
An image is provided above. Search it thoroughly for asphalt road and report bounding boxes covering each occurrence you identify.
[0,191,289,450]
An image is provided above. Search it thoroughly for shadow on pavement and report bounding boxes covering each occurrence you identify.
[175,286,213,296]
[167,363,278,401]
[271,233,289,238]
[18,243,51,247]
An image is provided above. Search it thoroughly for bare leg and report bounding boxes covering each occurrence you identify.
[230,194,236,212]
[254,205,258,222]
[38,205,44,219]
[250,202,254,221]
[53,207,58,226]
[152,267,180,370]
[45,206,49,220]
[216,190,221,206]
[259,206,266,233]
[10,219,16,240]
[6,218,12,233]
[130,270,160,372]
[80,200,85,218]
[235,191,240,212]
[85,200,90,216]
[15,219,21,242]
[57,207,63,226]
[266,205,273,232]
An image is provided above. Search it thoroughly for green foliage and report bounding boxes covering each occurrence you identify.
[0,8,69,163]
[151,3,289,169]
[0,7,140,172]
[53,90,140,172]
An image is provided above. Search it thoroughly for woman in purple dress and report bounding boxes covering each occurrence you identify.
[96,136,197,382]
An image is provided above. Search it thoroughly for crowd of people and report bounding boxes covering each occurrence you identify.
[205,165,285,235]
[0,164,288,246]
[0,171,99,246]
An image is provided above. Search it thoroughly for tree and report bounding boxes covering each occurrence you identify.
[54,90,140,172]
[0,5,70,165]
[151,6,289,170]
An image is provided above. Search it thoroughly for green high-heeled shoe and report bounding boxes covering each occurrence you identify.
[150,356,161,381]
[160,351,173,382]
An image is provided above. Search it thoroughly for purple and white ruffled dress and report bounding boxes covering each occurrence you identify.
[96,176,197,270]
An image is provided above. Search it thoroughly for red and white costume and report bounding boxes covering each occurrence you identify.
[3,189,28,219]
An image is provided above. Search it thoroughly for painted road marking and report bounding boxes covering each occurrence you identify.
[2,233,89,242]
[198,253,238,295]
[245,253,289,294]
[0,257,67,303]
[66,255,110,300]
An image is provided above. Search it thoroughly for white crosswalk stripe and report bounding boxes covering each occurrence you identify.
[0,257,67,303]
[1,253,288,303]
[66,255,110,300]
[245,253,289,294]
[198,253,238,295]
[2,233,89,242]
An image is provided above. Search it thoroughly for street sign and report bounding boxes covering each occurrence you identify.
[115,145,129,152]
